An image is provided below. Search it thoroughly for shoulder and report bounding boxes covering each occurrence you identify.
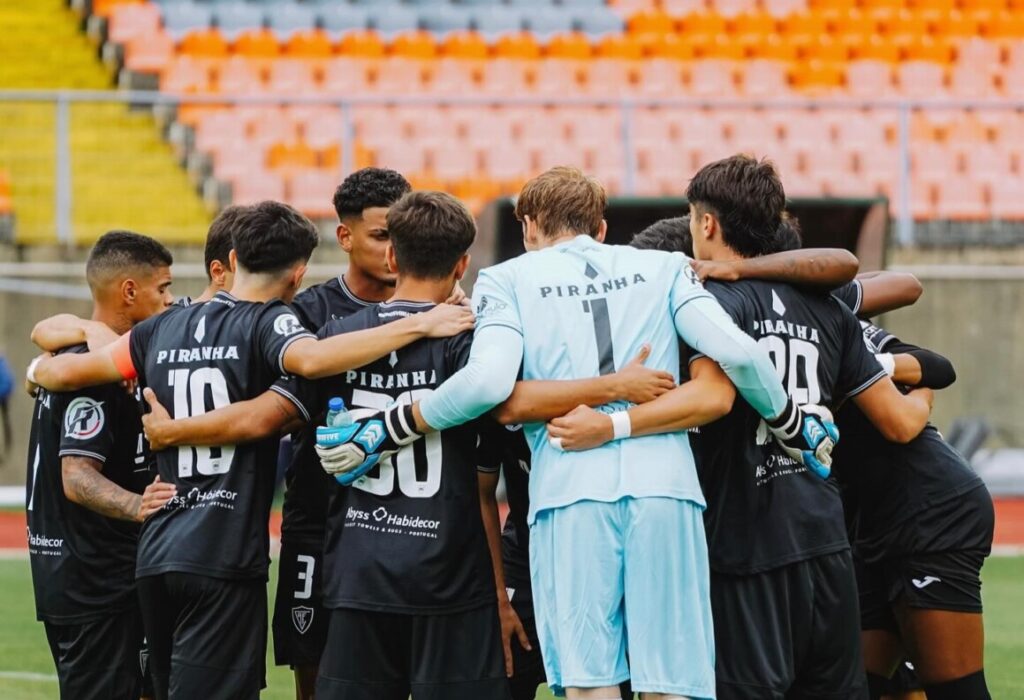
[320,305,377,338]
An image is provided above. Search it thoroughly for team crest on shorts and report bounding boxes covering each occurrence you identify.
[292,606,314,635]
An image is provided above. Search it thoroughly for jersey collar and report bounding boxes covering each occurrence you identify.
[338,275,374,307]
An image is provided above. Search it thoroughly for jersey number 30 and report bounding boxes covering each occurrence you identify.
[168,368,236,477]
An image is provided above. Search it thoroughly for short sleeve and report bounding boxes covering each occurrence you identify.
[668,253,714,318]
[270,374,322,424]
[445,330,475,376]
[859,320,899,353]
[472,265,522,337]
[836,302,887,399]
[831,280,863,315]
[291,287,325,332]
[59,385,118,464]
[255,303,317,376]
[475,418,509,474]
[128,312,162,384]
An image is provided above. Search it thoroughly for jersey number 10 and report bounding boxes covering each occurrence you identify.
[168,368,236,477]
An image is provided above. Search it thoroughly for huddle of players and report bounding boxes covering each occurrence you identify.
[24,159,993,700]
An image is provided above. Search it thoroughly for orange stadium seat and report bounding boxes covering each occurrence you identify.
[161,56,213,93]
[268,140,319,171]
[337,30,387,58]
[215,57,265,94]
[234,29,283,58]
[627,11,677,35]
[849,35,902,62]
[545,32,594,59]
[374,58,431,94]
[493,32,543,59]
[981,10,1024,37]
[645,34,699,60]
[747,35,801,61]
[781,11,828,35]
[391,31,439,60]
[844,60,895,95]
[595,34,647,60]
[789,60,845,91]
[284,29,334,59]
[681,12,728,35]
[731,11,777,36]
[177,28,230,59]
[93,0,145,17]
[440,31,490,60]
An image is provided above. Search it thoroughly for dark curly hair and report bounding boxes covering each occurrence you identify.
[332,168,412,221]
[686,154,786,259]
[232,201,320,275]
[629,216,693,256]
[86,230,173,290]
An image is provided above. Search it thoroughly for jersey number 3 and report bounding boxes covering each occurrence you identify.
[168,368,236,477]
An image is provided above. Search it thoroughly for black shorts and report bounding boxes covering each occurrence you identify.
[316,603,511,700]
[272,538,328,668]
[712,550,867,700]
[857,488,994,632]
[505,588,632,700]
[137,572,267,700]
[44,605,145,700]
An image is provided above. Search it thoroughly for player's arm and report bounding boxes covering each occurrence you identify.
[888,346,956,389]
[690,248,859,289]
[29,333,134,392]
[492,344,675,425]
[31,314,120,353]
[851,271,923,317]
[281,303,474,379]
[62,456,176,522]
[141,387,306,451]
[547,357,735,451]
[478,468,531,676]
[850,379,933,443]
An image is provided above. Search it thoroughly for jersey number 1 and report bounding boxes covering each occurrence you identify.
[168,368,236,477]
[583,298,615,375]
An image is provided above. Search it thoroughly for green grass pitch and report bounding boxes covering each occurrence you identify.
[0,557,1021,699]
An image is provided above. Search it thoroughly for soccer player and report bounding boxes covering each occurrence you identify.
[274,167,412,699]
[317,167,840,700]
[141,191,513,699]
[26,201,473,700]
[25,231,178,700]
[546,156,937,699]
[175,204,245,307]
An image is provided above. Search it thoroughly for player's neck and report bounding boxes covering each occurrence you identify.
[707,246,745,263]
[390,277,453,305]
[192,283,221,304]
[537,231,585,250]
[91,306,132,336]
[343,267,392,303]
[230,274,292,303]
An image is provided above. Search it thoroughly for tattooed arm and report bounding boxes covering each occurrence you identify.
[62,456,175,523]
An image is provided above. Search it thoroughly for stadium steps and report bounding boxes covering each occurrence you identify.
[0,0,210,245]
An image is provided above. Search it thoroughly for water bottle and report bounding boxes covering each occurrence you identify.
[325,397,353,428]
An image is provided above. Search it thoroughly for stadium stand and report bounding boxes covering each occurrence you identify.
[0,0,210,244]
[41,0,1024,223]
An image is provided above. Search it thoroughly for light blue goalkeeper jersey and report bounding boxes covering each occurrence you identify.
[469,235,786,523]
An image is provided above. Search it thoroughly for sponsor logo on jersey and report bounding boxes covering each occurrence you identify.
[292,606,314,635]
[683,262,702,286]
[274,313,304,337]
[166,487,239,511]
[505,423,523,432]
[27,528,64,553]
[476,295,507,318]
[345,506,441,537]
[64,397,105,441]
[911,575,941,589]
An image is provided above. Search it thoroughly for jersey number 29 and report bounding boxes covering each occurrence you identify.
[168,368,236,477]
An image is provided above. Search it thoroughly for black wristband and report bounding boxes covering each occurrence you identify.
[767,397,799,437]
[907,349,957,390]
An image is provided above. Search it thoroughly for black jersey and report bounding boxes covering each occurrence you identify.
[128,291,314,580]
[281,276,372,542]
[286,300,496,614]
[477,421,532,593]
[830,321,983,562]
[832,280,863,316]
[26,344,151,624]
[173,296,193,308]
[688,280,886,574]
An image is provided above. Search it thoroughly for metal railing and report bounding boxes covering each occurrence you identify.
[2,89,1024,246]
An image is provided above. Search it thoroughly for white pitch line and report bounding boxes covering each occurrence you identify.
[0,670,57,682]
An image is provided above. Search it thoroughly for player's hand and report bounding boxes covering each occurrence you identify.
[315,404,422,485]
[418,303,474,338]
[141,387,174,451]
[498,598,531,677]
[614,344,675,404]
[25,352,51,397]
[138,476,176,522]
[547,405,614,452]
[766,400,839,479]
[690,258,741,283]
[445,282,470,307]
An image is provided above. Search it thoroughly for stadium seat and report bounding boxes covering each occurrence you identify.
[231,170,286,205]
[545,32,593,59]
[233,28,281,58]
[422,6,473,36]
[160,55,212,92]
[162,2,213,41]
[427,58,480,95]
[989,178,1024,219]
[934,178,989,219]
[739,59,790,96]
[897,61,948,97]
[688,60,739,96]
[265,59,317,97]
[319,5,371,37]
[530,59,585,95]
[635,58,686,95]
[577,9,626,38]
[336,30,386,58]
[215,56,265,94]
[321,57,371,95]
[429,145,481,181]
[214,3,266,41]
[912,142,960,180]
[287,169,338,218]
[627,11,676,35]
[268,4,317,41]
[283,29,333,59]
[373,143,428,174]
[581,58,636,96]
[178,27,230,58]
[124,31,176,73]
[374,58,430,94]
[526,9,576,40]
[108,3,161,45]
[472,7,527,39]
[493,31,543,59]
[390,30,439,60]
[371,6,422,39]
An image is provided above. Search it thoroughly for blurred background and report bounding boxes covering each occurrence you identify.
[0,0,1023,500]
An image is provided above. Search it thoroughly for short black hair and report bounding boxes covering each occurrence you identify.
[332,167,411,221]
[232,201,320,275]
[686,154,786,259]
[629,216,693,256]
[205,205,247,281]
[86,230,173,290]
[386,191,476,280]
[771,212,803,253]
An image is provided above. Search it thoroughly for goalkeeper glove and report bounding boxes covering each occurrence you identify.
[314,404,422,486]
[766,399,840,479]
